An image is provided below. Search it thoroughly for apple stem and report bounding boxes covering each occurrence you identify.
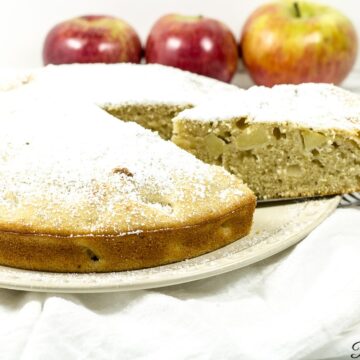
[294,2,301,18]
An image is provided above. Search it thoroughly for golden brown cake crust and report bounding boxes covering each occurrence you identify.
[0,193,256,273]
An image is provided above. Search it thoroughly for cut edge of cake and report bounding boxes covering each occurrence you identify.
[172,83,360,199]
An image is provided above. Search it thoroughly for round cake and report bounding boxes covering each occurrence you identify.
[2,63,359,272]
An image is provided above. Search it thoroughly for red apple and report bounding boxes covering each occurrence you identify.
[43,15,142,65]
[240,2,358,86]
[145,14,238,82]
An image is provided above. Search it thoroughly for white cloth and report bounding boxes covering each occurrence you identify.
[0,208,359,360]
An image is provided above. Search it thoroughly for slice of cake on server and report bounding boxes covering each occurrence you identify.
[172,83,360,199]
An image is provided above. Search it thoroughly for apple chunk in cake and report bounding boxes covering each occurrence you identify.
[172,83,360,199]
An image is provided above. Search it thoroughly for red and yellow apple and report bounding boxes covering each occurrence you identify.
[43,15,142,65]
[240,1,358,86]
[145,14,238,82]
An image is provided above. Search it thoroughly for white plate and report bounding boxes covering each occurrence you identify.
[0,196,340,293]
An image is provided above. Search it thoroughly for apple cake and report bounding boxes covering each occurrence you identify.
[1,63,360,273]
[0,85,255,272]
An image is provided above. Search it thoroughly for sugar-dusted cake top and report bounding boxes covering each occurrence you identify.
[31,63,242,106]
[0,68,33,91]
[0,85,246,236]
[6,65,359,131]
[176,83,360,131]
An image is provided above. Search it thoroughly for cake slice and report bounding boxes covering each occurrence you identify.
[0,86,255,272]
[172,83,360,199]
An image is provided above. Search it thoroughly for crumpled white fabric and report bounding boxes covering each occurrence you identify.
[0,208,359,360]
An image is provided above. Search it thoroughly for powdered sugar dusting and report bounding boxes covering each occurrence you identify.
[0,68,33,91]
[176,83,360,131]
[4,66,359,133]
[0,85,245,235]
[32,63,242,107]
[219,188,244,201]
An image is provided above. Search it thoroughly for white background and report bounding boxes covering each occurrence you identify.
[0,0,359,69]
